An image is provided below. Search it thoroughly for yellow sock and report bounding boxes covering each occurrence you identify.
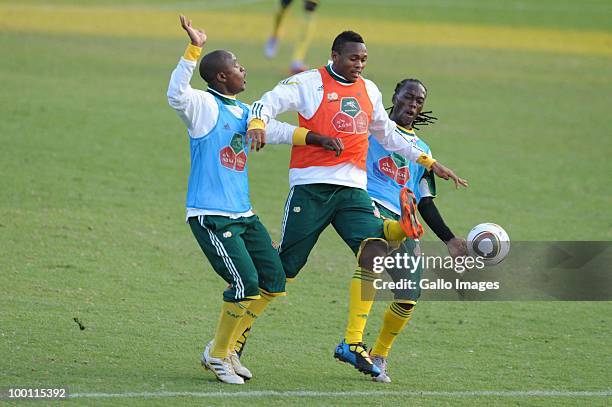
[210,301,247,359]
[272,5,290,38]
[344,269,376,344]
[291,11,316,64]
[371,302,414,358]
[231,290,275,354]
[383,219,407,241]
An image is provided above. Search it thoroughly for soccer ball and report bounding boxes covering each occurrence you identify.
[466,223,510,265]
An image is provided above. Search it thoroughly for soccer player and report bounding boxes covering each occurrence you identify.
[246,31,468,377]
[264,0,320,74]
[366,78,468,383]
[167,15,341,385]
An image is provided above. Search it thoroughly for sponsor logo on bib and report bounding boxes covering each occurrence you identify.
[378,152,410,185]
[220,133,247,171]
[332,97,369,134]
[341,98,360,117]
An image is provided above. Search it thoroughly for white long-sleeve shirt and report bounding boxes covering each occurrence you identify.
[249,64,432,190]
[168,57,298,141]
[167,56,298,219]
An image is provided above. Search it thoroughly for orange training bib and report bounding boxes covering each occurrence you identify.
[289,67,373,170]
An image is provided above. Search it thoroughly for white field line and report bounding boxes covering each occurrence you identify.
[69,390,612,399]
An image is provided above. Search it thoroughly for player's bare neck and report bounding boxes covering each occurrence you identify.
[391,114,413,130]
[328,64,353,84]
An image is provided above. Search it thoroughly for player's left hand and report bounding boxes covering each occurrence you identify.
[246,128,266,151]
[431,162,468,188]
[306,132,344,157]
[446,237,468,258]
[321,137,344,157]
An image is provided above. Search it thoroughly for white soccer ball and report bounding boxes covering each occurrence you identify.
[466,223,510,265]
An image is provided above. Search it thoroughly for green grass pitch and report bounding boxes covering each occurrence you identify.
[1,0,611,405]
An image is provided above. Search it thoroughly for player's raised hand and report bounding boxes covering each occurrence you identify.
[431,161,468,188]
[179,15,207,47]
[306,132,344,157]
[246,128,266,152]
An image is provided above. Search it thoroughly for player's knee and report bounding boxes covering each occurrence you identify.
[283,267,299,282]
[281,257,304,281]
[357,238,389,272]
[304,0,318,12]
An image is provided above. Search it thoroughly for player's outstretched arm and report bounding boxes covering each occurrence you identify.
[247,72,311,152]
[366,81,468,188]
[265,121,343,156]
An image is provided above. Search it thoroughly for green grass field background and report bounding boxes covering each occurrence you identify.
[1,0,611,405]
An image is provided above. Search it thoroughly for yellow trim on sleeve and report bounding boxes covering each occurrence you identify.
[247,118,266,131]
[183,43,202,61]
[416,153,436,170]
[292,127,309,145]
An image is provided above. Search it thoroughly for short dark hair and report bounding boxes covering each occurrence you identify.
[198,50,233,84]
[331,31,364,53]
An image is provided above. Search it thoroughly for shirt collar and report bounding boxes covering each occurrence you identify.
[396,124,416,137]
[326,63,353,85]
[207,87,238,106]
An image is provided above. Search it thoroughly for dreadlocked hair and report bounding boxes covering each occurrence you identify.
[385,78,437,130]
[412,111,438,130]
